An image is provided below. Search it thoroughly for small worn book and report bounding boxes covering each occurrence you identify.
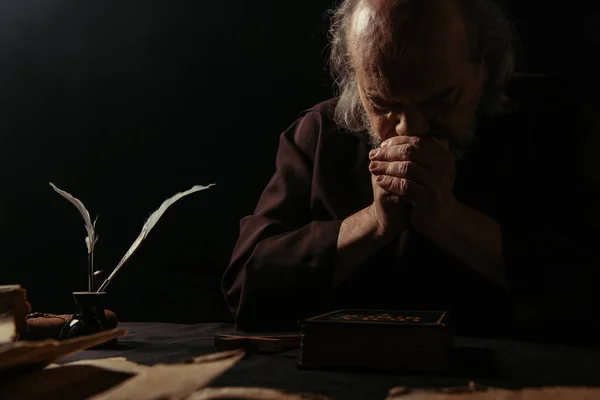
[0,285,30,343]
[299,309,453,372]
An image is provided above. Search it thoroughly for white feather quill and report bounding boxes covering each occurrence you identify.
[50,182,97,254]
[97,183,215,292]
[50,182,98,291]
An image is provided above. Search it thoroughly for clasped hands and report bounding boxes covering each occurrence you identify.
[368,136,459,240]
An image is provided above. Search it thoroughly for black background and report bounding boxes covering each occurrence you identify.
[0,1,599,323]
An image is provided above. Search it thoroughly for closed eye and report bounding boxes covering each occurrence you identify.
[369,100,389,115]
[426,90,459,110]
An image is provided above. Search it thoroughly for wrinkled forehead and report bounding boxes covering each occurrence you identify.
[349,0,469,97]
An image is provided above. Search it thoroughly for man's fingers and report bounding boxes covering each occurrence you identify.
[380,136,422,148]
[370,138,451,168]
[369,161,435,189]
[374,175,426,200]
[369,144,431,168]
[381,135,448,149]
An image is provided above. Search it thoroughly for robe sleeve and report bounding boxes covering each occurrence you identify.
[222,110,343,331]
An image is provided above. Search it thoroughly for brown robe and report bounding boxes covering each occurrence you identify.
[223,75,600,341]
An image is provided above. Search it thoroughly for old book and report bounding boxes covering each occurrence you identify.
[299,309,453,372]
[0,285,30,343]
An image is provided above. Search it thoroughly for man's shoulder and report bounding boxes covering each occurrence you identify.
[282,98,342,146]
[506,73,578,113]
[297,98,339,123]
[279,98,365,158]
[484,73,582,140]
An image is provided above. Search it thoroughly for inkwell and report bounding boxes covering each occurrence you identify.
[50,182,215,341]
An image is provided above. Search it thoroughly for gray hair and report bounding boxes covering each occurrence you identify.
[327,0,517,132]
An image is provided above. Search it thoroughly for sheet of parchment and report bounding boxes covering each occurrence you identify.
[386,385,600,399]
[89,349,245,400]
[0,363,133,400]
[188,387,333,400]
[55,356,149,375]
[0,328,127,372]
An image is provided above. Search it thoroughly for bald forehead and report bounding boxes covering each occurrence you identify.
[351,0,465,32]
[350,0,409,40]
[349,0,470,94]
[350,0,467,54]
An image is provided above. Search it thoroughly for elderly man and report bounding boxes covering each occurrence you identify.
[223,0,600,340]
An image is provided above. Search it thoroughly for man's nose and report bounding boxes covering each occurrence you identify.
[394,107,429,137]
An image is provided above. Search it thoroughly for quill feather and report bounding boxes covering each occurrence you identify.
[97,183,215,292]
[49,182,97,254]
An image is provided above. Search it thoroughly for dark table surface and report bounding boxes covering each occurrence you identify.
[59,322,600,400]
